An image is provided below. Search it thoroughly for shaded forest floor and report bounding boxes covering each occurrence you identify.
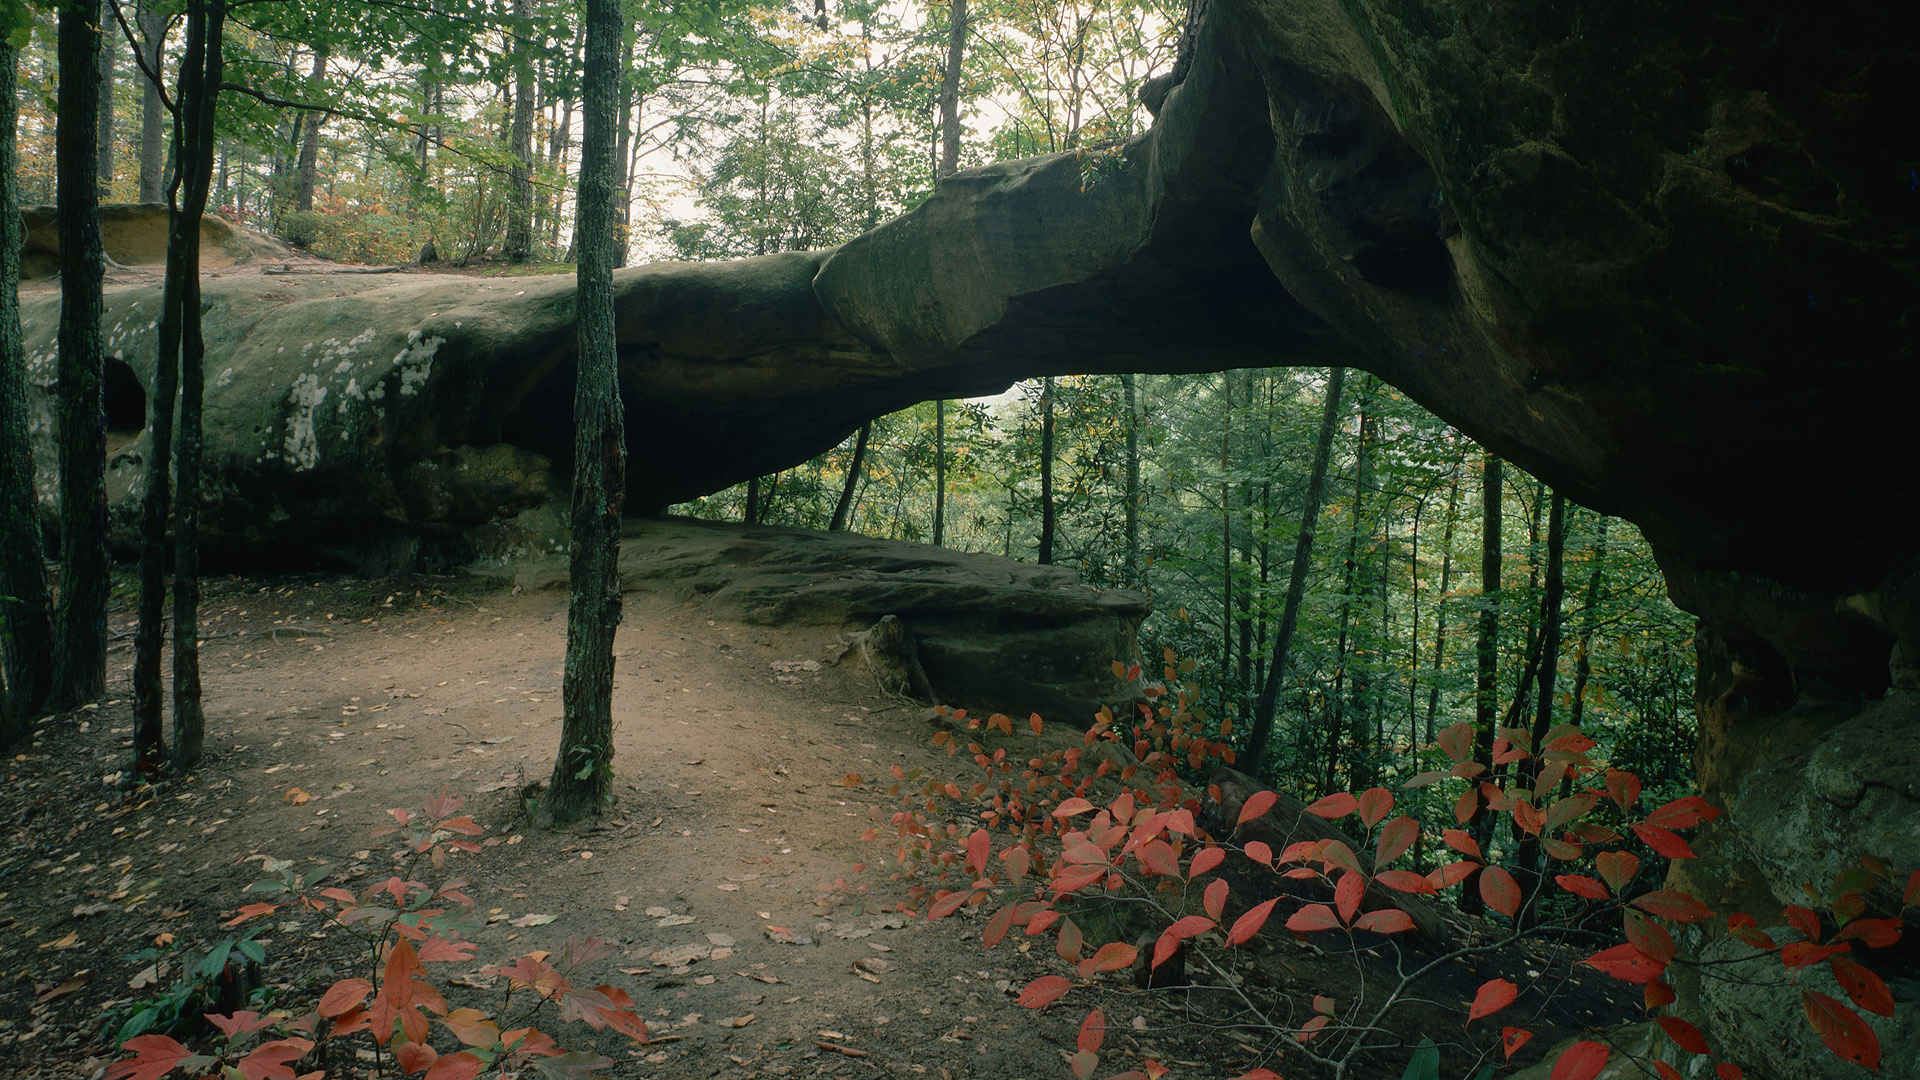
[0,573,1632,1079]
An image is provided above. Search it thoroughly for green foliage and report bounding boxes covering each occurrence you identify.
[101,930,271,1047]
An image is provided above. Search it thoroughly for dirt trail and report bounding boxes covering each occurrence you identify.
[1,578,1154,1080]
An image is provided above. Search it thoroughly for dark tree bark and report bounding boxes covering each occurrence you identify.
[1322,378,1374,791]
[937,0,966,179]
[293,45,327,214]
[547,0,626,823]
[830,422,870,532]
[1243,367,1346,777]
[97,0,117,195]
[1220,372,1234,684]
[1122,373,1139,585]
[51,0,112,710]
[167,0,224,770]
[1422,460,1463,742]
[1037,377,1055,565]
[137,3,169,202]
[1513,491,1567,922]
[1566,515,1609,734]
[932,400,946,545]
[1460,451,1502,914]
[744,476,761,525]
[503,0,535,262]
[1,40,56,743]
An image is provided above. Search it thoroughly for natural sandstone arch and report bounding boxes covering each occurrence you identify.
[19,0,1918,1069]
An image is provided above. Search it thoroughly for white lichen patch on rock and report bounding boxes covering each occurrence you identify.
[282,372,329,471]
[394,330,445,397]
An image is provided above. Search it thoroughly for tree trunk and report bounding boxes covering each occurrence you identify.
[1460,451,1502,914]
[548,0,625,823]
[51,0,111,710]
[96,0,116,196]
[137,3,169,202]
[165,0,224,771]
[830,422,870,532]
[744,476,761,525]
[1037,377,1055,565]
[1514,491,1567,923]
[932,401,946,545]
[1,40,55,743]
[937,0,967,179]
[1423,461,1463,742]
[1243,367,1345,777]
[1566,514,1609,732]
[1220,372,1234,687]
[1322,380,1373,791]
[1122,373,1139,586]
[293,45,328,213]
[503,0,535,262]
[1346,382,1379,787]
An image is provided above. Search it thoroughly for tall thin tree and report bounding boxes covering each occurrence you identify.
[1460,451,1502,914]
[548,0,626,822]
[1244,367,1346,777]
[50,0,111,710]
[137,2,168,202]
[503,0,535,261]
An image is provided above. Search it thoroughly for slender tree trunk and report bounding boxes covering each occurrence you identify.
[937,0,967,179]
[1220,372,1234,686]
[932,401,946,545]
[1322,381,1373,791]
[1345,383,1379,787]
[1038,377,1055,564]
[165,0,224,771]
[96,0,117,196]
[51,0,111,710]
[503,0,535,262]
[137,3,168,202]
[293,45,327,213]
[1566,515,1609,733]
[1,40,56,742]
[830,423,870,532]
[1514,491,1567,924]
[744,476,761,525]
[1122,373,1139,586]
[548,0,625,823]
[1244,367,1346,777]
[1460,452,1502,914]
[1423,462,1463,742]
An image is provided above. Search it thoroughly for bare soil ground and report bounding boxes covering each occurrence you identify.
[0,573,1636,1080]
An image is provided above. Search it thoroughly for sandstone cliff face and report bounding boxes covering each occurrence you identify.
[19,1,1917,1066]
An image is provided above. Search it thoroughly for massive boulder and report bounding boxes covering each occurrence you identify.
[18,2,1918,1067]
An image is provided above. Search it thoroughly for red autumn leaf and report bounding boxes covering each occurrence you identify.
[1549,1040,1610,1080]
[1057,917,1085,963]
[1243,840,1273,867]
[1467,978,1517,1023]
[1428,860,1479,889]
[417,937,477,963]
[1028,909,1063,935]
[1453,786,1479,825]
[1905,869,1920,908]
[1087,941,1137,972]
[320,978,374,1019]
[1232,1071,1281,1080]
[1237,790,1279,827]
[1017,975,1074,1008]
[1511,799,1545,836]
[1556,874,1609,900]
[1780,941,1850,970]
[1631,823,1697,860]
[1204,879,1229,922]
[1443,829,1482,859]
[423,1053,485,1080]
[1375,817,1419,866]
[928,890,973,919]
[1784,904,1823,941]
[984,905,1018,949]
[205,1011,276,1039]
[1285,903,1340,934]
[1802,990,1881,1070]
[1582,943,1667,983]
[1053,863,1107,895]
[1715,1066,1744,1080]
[1137,839,1183,878]
[1653,1064,1684,1080]
[1375,870,1437,895]
[395,1042,439,1075]
[1644,795,1719,830]
[1295,1014,1330,1042]
[1189,846,1225,878]
[107,1035,196,1080]
[1831,955,1894,1017]
[1334,871,1364,925]
[1167,915,1214,942]
[966,829,990,877]
[1834,917,1901,948]
[1356,787,1394,827]
[236,1038,314,1080]
[1228,898,1281,945]
[1624,909,1677,964]
[1655,1016,1710,1054]
[1606,769,1641,809]
[222,903,279,928]
[1353,908,1415,934]
[1644,981,1677,1010]
[1151,930,1182,971]
[1502,1027,1533,1059]
[1053,798,1096,818]
[1596,850,1640,893]
[1480,865,1522,918]
[1632,890,1715,923]
[1304,792,1358,820]
[1404,770,1449,788]
[1078,1008,1106,1053]
[1437,721,1475,763]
